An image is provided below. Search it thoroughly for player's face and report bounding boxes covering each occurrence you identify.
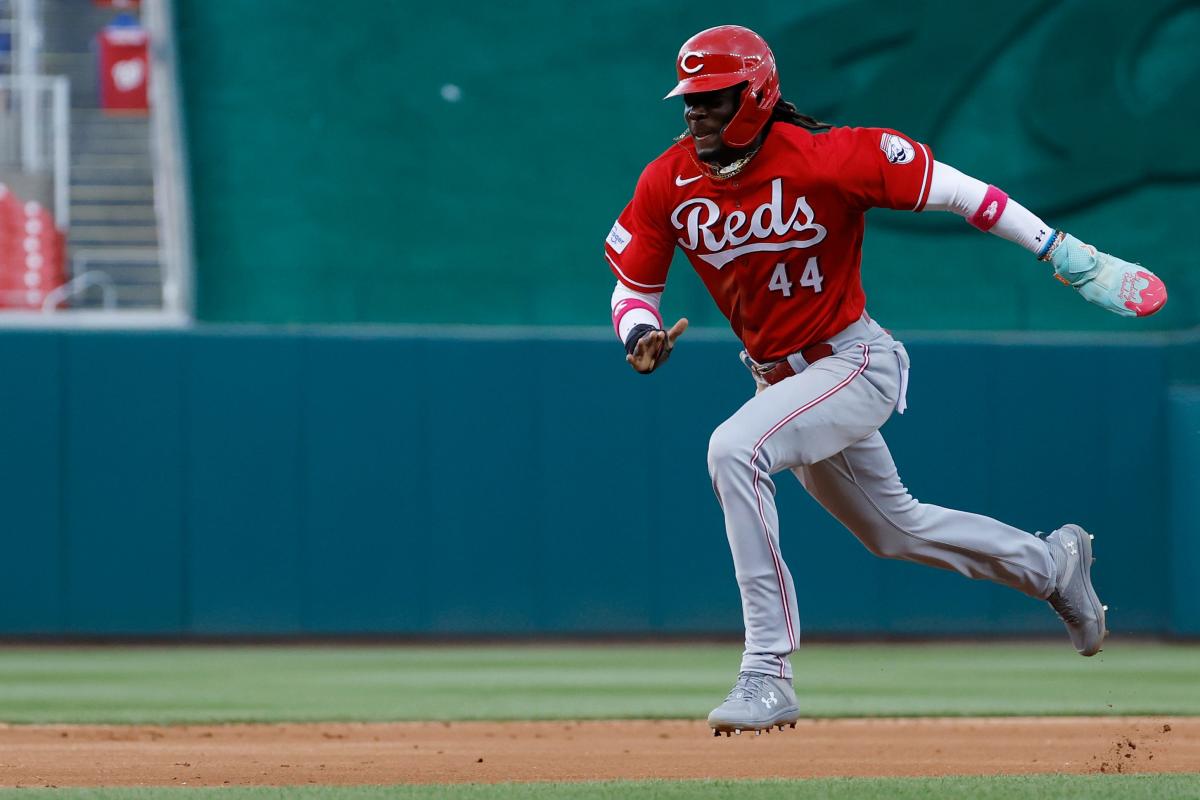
[683,85,743,164]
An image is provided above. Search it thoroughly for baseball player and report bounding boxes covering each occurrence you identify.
[604,25,1167,736]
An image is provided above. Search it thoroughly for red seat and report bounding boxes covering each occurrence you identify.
[0,186,24,308]
[0,194,66,310]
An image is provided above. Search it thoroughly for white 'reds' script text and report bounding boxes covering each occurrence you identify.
[671,179,827,269]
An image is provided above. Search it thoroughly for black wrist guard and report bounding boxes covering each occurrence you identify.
[624,323,658,357]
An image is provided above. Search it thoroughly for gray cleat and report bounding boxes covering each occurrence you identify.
[707,671,800,733]
[1045,524,1108,656]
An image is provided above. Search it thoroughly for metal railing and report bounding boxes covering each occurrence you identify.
[143,0,192,318]
[14,0,39,170]
[40,269,116,311]
[0,73,69,228]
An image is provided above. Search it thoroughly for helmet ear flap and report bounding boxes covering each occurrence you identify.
[721,78,775,149]
[719,82,758,149]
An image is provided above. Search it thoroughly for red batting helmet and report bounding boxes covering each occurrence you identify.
[664,25,781,149]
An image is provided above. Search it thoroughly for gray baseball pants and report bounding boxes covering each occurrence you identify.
[708,315,1057,679]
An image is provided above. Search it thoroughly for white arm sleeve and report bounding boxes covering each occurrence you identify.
[611,282,663,343]
[925,161,1055,256]
[924,161,986,216]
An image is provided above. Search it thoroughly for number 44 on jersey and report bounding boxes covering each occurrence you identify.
[769,257,824,297]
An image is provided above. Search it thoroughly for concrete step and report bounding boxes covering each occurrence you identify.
[85,264,160,280]
[70,139,151,155]
[71,113,150,128]
[73,130,151,144]
[69,245,160,264]
[69,257,160,274]
[68,247,161,278]
[71,165,153,184]
[73,154,152,170]
[73,137,150,149]
[70,224,159,244]
[73,114,150,128]
[72,184,155,202]
[73,108,149,122]
[71,298,163,310]
[70,204,156,223]
[77,264,163,284]
[67,285,163,309]
[72,126,150,139]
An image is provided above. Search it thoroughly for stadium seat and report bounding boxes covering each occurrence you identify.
[0,190,67,310]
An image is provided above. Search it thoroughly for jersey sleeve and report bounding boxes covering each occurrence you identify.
[604,164,675,291]
[832,127,935,213]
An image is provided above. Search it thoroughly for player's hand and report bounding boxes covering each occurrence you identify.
[1049,234,1167,318]
[626,318,688,374]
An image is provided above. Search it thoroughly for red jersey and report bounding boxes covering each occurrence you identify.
[605,124,933,362]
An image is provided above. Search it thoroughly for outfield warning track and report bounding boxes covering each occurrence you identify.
[0,717,1195,787]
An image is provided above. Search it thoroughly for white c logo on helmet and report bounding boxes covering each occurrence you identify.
[680,51,704,74]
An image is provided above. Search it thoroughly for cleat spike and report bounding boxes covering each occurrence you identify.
[789,722,797,729]
[755,730,761,736]
[778,725,785,731]
[735,729,741,735]
[713,729,720,737]
[725,731,731,737]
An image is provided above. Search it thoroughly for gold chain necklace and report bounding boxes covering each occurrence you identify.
[675,132,761,181]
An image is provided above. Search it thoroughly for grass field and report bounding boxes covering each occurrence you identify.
[0,641,1195,723]
[0,642,1196,798]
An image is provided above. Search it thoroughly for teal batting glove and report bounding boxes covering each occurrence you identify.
[1045,233,1167,318]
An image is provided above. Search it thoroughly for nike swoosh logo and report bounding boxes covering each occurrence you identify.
[675,174,702,186]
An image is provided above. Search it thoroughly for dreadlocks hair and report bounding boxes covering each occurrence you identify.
[770,99,831,131]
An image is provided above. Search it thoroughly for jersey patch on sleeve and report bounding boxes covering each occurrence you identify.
[607,220,633,253]
[880,133,915,165]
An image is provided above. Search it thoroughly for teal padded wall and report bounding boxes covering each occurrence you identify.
[0,334,62,633]
[174,0,1200,329]
[1169,384,1200,636]
[0,328,1190,637]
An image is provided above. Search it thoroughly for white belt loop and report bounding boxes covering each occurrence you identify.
[785,350,810,374]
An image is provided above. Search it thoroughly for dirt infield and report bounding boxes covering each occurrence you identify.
[0,718,1194,787]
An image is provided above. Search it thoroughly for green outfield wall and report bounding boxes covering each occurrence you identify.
[173,0,1200,329]
[0,328,1195,637]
